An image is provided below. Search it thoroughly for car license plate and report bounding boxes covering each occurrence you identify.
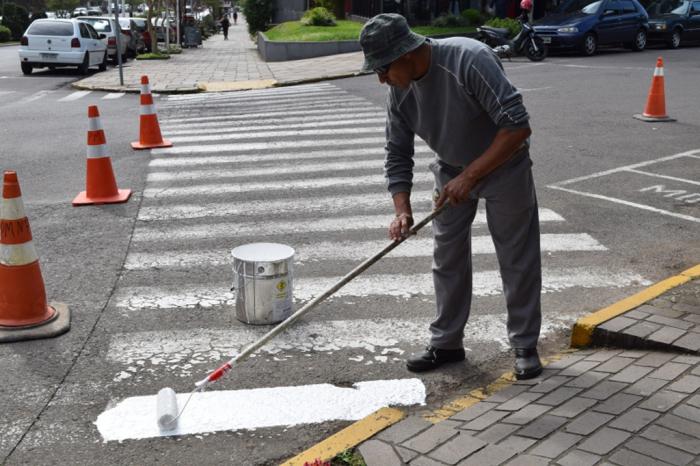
[40,53,57,59]
[541,36,552,44]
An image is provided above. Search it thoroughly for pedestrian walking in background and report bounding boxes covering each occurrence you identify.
[359,14,543,380]
[233,8,239,25]
[220,15,230,40]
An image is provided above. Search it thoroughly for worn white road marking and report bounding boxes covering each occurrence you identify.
[151,136,387,155]
[168,126,384,143]
[20,90,53,103]
[137,190,432,221]
[124,233,605,269]
[149,146,432,168]
[102,92,125,100]
[161,112,385,131]
[132,209,565,241]
[164,95,368,114]
[142,172,434,198]
[164,117,387,136]
[114,267,646,310]
[625,168,700,186]
[106,315,572,376]
[164,83,337,102]
[161,104,372,125]
[161,89,350,108]
[57,90,91,102]
[0,90,15,97]
[94,379,426,441]
[146,158,432,182]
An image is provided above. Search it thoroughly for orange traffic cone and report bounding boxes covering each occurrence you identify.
[634,57,675,122]
[73,105,132,206]
[0,171,70,343]
[131,75,172,150]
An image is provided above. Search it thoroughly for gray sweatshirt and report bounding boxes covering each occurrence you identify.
[384,37,530,195]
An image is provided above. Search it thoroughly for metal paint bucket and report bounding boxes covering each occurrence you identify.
[231,243,294,325]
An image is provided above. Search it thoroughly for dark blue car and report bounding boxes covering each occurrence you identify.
[533,0,650,55]
[647,0,700,48]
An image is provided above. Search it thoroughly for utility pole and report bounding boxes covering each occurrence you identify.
[114,4,124,85]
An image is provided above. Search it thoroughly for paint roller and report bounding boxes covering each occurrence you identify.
[156,205,448,430]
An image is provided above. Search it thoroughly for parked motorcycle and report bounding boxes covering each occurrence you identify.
[477,2,547,62]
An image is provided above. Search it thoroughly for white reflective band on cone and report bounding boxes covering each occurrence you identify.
[88,117,103,132]
[654,67,664,77]
[140,104,156,115]
[141,84,151,94]
[87,144,109,158]
[0,242,39,266]
[1,196,28,221]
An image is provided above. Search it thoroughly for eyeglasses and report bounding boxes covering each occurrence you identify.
[374,63,391,75]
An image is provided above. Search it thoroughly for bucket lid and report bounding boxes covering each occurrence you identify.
[231,243,295,262]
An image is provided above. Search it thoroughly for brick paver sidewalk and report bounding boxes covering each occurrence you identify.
[358,278,700,465]
[74,14,364,93]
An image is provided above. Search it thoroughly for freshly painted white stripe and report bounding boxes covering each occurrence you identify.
[57,91,91,102]
[168,126,384,143]
[162,101,372,119]
[551,150,700,186]
[150,146,432,168]
[164,95,368,113]
[548,185,700,223]
[140,104,156,115]
[106,315,571,373]
[142,172,433,198]
[146,158,431,182]
[151,137,387,155]
[625,168,700,186]
[161,112,385,131]
[114,267,649,310]
[161,104,372,124]
[94,379,426,442]
[161,88,349,107]
[137,190,432,221]
[0,242,39,266]
[164,117,387,136]
[86,144,109,158]
[133,209,565,241]
[1,196,29,220]
[102,92,125,100]
[20,90,53,103]
[88,117,103,132]
[123,233,605,270]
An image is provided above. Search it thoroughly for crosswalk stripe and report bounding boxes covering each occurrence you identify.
[57,90,91,102]
[162,100,374,119]
[105,315,572,371]
[168,126,384,143]
[0,91,15,97]
[137,190,433,221]
[150,146,432,168]
[163,94,368,112]
[102,92,125,100]
[165,83,336,102]
[160,88,349,108]
[161,112,385,131]
[151,136,388,155]
[161,104,373,124]
[146,157,431,182]
[124,234,607,270]
[20,90,53,103]
[142,172,434,198]
[132,209,565,241]
[95,378,426,442]
[114,267,650,310]
[164,117,387,136]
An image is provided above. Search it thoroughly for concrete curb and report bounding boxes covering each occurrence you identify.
[571,263,700,347]
[71,81,201,94]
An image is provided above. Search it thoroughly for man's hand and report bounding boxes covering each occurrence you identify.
[389,212,414,241]
[435,171,477,209]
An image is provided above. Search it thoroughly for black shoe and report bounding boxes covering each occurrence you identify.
[514,348,543,380]
[406,345,465,372]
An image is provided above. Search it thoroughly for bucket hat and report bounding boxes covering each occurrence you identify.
[359,13,427,72]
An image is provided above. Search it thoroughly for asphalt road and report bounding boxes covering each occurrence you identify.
[0,44,698,466]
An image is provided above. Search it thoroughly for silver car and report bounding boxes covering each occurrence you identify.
[75,16,129,63]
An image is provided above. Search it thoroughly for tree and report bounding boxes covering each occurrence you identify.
[1,3,31,40]
[242,0,275,37]
[46,0,79,18]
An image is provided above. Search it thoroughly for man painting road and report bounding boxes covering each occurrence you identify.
[359,14,544,379]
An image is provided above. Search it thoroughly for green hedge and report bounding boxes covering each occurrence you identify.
[484,17,521,37]
[0,25,11,42]
[461,8,485,26]
[301,7,336,26]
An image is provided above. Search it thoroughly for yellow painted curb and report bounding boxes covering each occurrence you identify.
[571,264,699,347]
[280,407,405,466]
[198,79,277,92]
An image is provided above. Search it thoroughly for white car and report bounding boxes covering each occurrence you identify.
[75,16,129,63]
[19,19,108,75]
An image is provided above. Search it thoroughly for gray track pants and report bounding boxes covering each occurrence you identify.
[428,152,542,350]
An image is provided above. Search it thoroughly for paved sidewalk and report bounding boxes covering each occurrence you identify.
[354,272,700,466]
[73,15,365,93]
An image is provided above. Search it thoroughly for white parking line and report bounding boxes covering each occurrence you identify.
[57,90,91,102]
